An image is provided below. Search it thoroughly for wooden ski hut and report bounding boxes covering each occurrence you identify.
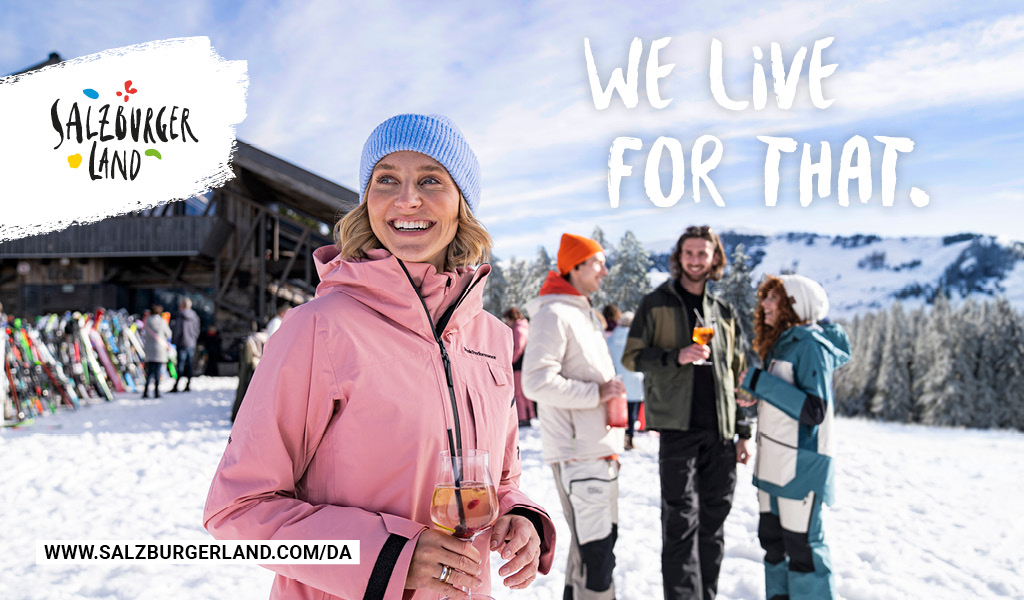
[0,140,358,362]
[1,55,359,366]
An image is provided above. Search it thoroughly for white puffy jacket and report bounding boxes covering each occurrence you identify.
[522,291,623,463]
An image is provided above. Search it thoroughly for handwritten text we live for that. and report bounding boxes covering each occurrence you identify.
[585,37,929,209]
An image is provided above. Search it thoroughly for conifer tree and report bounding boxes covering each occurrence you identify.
[482,258,508,317]
[587,227,613,309]
[718,243,757,361]
[972,300,1001,428]
[591,226,611,261]
[988,298,1024,429]
[913,303,937,419]
[835,295,1024,431]
[916,294,954,425]
[1007,303,1024,431]
[833,314,861,411]
[603,230,653,312]
[502,257,534,317]
[843,311,884,416]
[527,246,555,297]
[941,299,982,426]
[870,303,914,422]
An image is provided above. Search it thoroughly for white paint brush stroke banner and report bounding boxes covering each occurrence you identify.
[0,36,247,242]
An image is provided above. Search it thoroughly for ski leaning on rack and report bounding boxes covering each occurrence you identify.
[2,308,176,426]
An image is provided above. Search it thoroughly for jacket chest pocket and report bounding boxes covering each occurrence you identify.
[460,359,513,467]
[755,432,798,487]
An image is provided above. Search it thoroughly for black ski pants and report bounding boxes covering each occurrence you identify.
[659,429,737,600]
[143,361,162,395]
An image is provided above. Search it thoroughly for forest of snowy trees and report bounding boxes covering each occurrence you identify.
[484,230,1024,432]
[834,295,1024,431]
[482,226,654,317]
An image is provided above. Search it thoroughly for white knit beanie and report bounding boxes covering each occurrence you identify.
[778,274,829,323]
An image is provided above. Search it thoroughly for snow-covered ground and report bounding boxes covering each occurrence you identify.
[3,377,1022,599]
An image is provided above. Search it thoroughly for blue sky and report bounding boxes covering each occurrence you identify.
[2,1,1022,258]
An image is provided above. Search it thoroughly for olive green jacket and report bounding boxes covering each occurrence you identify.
[621,279,750,440]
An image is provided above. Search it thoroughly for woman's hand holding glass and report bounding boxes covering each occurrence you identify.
[489,514,542,590]
[431,450,500,599]
[406,530,482,600]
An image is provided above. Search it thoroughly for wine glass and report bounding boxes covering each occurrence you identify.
[431,449,499,600]
[692,310,715,366]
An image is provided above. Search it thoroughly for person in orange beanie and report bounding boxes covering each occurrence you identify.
[555,233,604,276]
[522,232,626,600]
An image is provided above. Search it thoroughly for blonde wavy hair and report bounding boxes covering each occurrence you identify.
[333,192,492,271]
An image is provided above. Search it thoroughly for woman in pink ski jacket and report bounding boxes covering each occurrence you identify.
[204,114,555,600]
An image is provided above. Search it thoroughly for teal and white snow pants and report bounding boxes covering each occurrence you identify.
[757,490,834,600]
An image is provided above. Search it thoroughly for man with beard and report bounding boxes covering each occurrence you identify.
[622,225,752,600]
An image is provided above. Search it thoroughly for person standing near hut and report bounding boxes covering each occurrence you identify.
[171,298,201,393]
[141,304,172,399]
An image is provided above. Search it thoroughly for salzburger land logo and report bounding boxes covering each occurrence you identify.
[51,80,200,180]
[0,36,247,245]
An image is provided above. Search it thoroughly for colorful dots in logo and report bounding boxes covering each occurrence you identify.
[68,154,83,169]
[145,149,162,160]
[83,89,99,99]
[115,80,138,102]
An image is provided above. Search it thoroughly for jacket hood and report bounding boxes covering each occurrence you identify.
[312,245,488,336]
[526,271,588,317]
[538,270,583,297]
[777,322,851,368]
[525,287,592,318]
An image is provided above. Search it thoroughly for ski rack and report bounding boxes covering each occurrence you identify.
[2,308,160,428]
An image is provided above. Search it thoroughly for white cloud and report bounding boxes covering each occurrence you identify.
[829,13,1024,113]
[979,13,1024,47]
[486,174,607,210]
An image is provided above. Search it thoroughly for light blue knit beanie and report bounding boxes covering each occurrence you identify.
[359,113,481,213]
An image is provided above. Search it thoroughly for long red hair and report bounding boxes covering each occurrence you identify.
[753,276,804,362]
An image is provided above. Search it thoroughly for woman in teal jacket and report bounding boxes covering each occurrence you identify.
[739,274,850,600]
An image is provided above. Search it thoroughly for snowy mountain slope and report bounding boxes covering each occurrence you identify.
[645,232,1024,318]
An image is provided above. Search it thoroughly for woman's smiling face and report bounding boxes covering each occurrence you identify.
[762,288,782,327]
[366,151,460,271]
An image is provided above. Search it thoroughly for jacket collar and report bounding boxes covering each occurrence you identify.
[774,322,851,366]
[659,276,719,300]
[526,289,593,319]
[539,270,584,297]
[312,245,488,337]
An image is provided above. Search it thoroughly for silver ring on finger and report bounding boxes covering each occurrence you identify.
[439,564,454,584]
